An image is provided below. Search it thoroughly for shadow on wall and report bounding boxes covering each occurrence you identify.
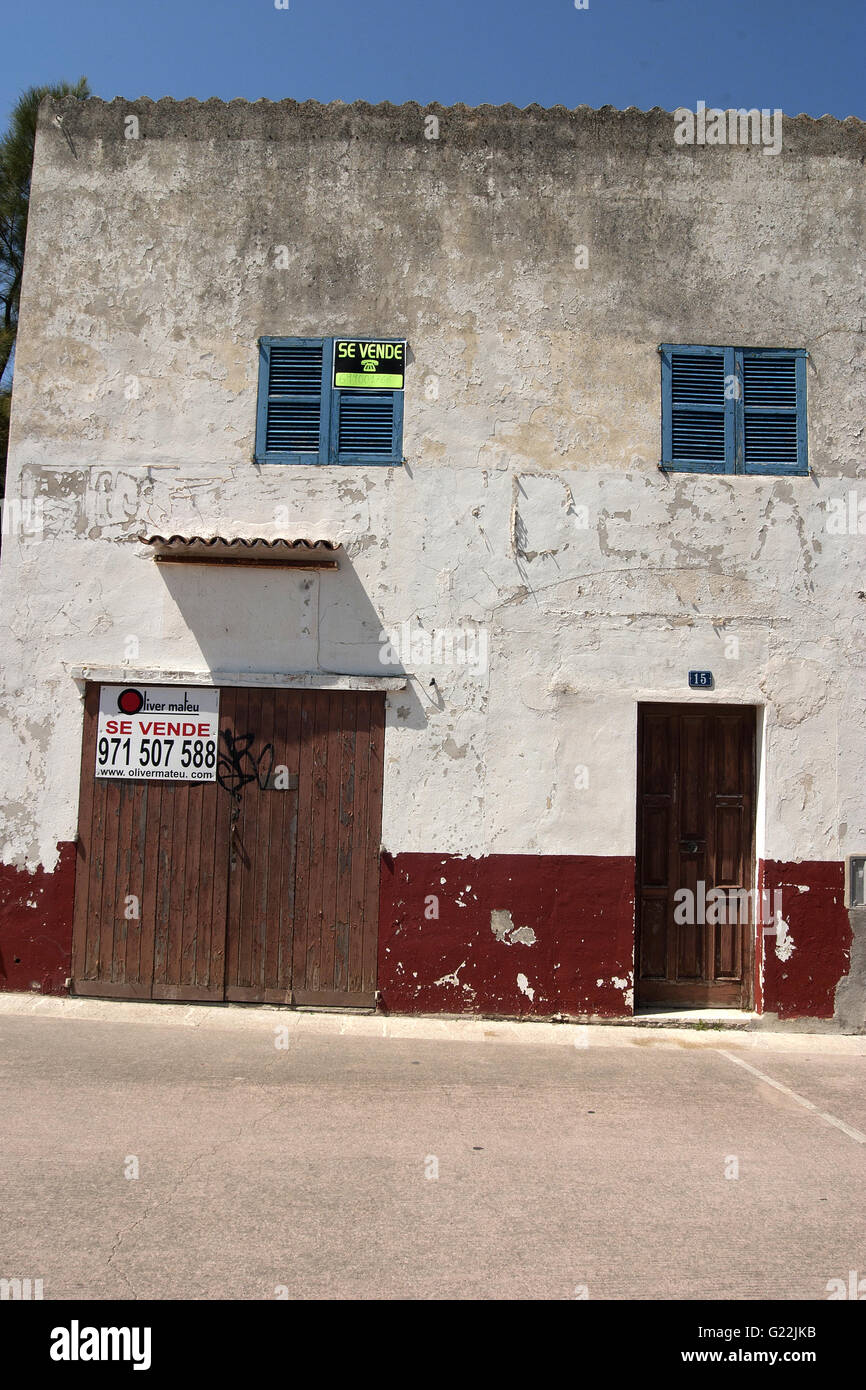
[150,551,428,729]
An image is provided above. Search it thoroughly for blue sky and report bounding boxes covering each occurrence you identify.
[1,0,864,125]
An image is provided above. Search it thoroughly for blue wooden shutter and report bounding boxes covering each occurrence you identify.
[741,350,807,475]
[331,389,404,465]
[661,345,734,473]
[255,338,329,463]
[256,337,404,465]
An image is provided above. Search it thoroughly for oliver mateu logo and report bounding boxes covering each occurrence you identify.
[674,101,783,156]
[50,1321,152,1371]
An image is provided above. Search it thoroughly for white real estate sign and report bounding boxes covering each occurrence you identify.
[95,685,220,781]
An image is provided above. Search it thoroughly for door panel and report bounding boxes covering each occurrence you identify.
[72,684,384,1008]
[223,685,301,1004]
[636,703,755,1009]
[291,690,383,1008]
[73,687,230,1001]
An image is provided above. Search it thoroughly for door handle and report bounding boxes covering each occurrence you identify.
[679,839,703,854]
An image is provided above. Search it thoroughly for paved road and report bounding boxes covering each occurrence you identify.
[1,1006,864,1300]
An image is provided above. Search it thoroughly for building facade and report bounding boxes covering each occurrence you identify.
[0,97,864,1026]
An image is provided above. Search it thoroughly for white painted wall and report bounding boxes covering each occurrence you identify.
[1,100,864,875]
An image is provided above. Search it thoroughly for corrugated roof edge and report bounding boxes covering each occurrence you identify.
[43,95,866,127]
[143,535,341,550]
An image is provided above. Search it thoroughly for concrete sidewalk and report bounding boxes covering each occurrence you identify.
[0,989,864,1054]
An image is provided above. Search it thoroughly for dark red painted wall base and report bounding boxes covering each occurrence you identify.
[760,860,851,1020]
[0,844,854,1022]
[378,853,636,1018]
[0,842,76,995]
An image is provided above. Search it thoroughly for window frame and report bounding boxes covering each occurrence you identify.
[660,343,808,477]
[255,336,405,467]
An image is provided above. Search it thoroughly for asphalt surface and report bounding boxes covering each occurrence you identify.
[1,1007,864,1300]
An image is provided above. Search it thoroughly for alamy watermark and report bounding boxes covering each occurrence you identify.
[674,882,783,928]
[826,491,866,535]
[674,101,782,156]
[0,1277,43,1300]
[826,1270,866,1300]
[50,1322,151,1370]
[1,497,43,538]
[379,621,488,675]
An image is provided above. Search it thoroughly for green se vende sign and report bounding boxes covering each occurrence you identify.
[334,340,406,390]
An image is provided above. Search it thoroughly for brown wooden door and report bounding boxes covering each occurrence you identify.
[72,686,231,1001]
[220,686,299,1004]
[72,685,384,1008]
[635,703,755,1009]
[220,688,384,1008]
[290,690,384,1007]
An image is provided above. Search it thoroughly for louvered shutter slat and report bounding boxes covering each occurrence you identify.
[266,403,321,451]
[265,342,324,454]
[744,416,798,464]
[337,395,397,458]
[742,355,799,467]
[670,352,726,463]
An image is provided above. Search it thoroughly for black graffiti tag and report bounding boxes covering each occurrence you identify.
[216,730,274,802]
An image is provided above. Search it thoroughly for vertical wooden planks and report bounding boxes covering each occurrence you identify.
[249,685,270,994]
[72,682,383,1009]
[347,694,371,997]
[72,685,99,984]
[319,691,344,993]
[111,781,136,985]
[125,783,148,987]
[290,687,384,1008]
[151,765,175,996]
[362,694,385,999]
[224,684,249,993]
[137,781,161,997]
[164,779,189,993]
[305,690,331,995]
[333,694,357,994]
[262,685,294,998]
[179,780,202,990]
[291,690,316,999]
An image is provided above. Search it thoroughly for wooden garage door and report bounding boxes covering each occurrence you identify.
[72,686,384,1007]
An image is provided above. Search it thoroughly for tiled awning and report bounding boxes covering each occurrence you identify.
[142,535,342,569]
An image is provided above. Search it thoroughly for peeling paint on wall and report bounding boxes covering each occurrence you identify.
[761,861,852,1020]
[379,851,635,1018]
[0,843,76,995]
[490,909,537,947]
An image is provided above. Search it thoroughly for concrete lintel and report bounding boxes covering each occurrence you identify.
[65,664,409,691]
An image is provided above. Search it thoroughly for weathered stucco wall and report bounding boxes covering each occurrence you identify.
[1,99,864,1021]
